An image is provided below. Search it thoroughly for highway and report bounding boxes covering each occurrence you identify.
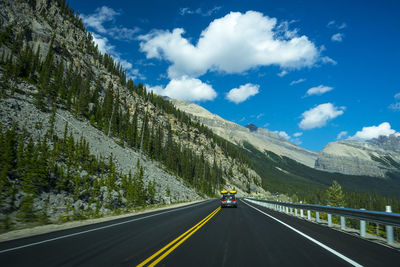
[0,199,399,266]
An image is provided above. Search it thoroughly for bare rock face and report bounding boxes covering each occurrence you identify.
[315,137,400,178]
[168,98,319,168]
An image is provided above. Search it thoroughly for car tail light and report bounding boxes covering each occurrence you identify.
[232,200,236,202]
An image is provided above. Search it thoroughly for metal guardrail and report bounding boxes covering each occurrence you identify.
[246,198,400,245]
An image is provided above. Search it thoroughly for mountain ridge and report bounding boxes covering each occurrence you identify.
[168,97,319,168]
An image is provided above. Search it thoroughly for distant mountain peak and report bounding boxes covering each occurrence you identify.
[246,123,258,132]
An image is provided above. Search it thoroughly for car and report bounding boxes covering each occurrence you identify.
[220,190,237,208]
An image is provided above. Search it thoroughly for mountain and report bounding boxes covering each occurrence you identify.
[315,135,400,178]
[168,98,400,201]
[168,98,318,168]
[0,0,265,230]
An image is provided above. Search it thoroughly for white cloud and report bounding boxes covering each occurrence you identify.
[337,131,348,140]
[349,122,398,140]
[299,103,345,130]
[129,68,146,81]
[305,85,333,96]
[81,6,139,41]
[92,33,115,54]
[92,33,143,80]
[388,93,400,111]
[331,33,344,42]
[277,70,288,77]
[389,102,400,111]
[256,113,264,119]
[108,26,140,40]
[139,11,322,79]
[321,56,337,65]
[327,21,347,30]
[273,131,302,144]
[179,6,221,17]
[327,20,336,28]
[226,83,259,104]
[147,76,217,102]
[81,6,118,33]
[290,78,306,85]
[274,131,290,140]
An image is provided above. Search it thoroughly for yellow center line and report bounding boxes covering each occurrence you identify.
[137,206,221,267]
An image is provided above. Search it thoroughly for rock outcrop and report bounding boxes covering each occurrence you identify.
[315,136,400,177]
[169,98,319,168]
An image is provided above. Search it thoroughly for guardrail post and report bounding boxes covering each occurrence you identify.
[295,208,298,217]
[386,206,394,245]
[328,214,332,227]
[300,202,304,218]
[340,216,346,230]
[316,212,320,223]
[290,207,293,215]
[307,210,311,220]
[286,207,289,214]
[360,208,366,237]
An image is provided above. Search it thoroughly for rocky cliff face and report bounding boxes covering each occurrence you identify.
[0,0,265,228]
[169,98,319,168]
[315,136,400,177]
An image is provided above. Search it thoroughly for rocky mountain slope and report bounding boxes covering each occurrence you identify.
[169,98,318,168]
[315,135,400,177]
[0,0,265,230]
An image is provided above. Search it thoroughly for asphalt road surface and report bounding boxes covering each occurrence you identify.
[1,199,399,266]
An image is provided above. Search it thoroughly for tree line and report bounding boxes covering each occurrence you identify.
[0,114,156,230]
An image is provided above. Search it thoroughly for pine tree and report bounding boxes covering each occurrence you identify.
[326,180,346,207]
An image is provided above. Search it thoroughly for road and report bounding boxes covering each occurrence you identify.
[0,199,399,266]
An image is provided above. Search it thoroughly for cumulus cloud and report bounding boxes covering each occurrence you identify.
[395,92,400,99]
[147,76,217,101]
[337,131,348,140]
[299,103,345,130]
[293,132,303,137]
[81,6,139,40]
[138,11,322,79]
[290,78,306,85]
[331,33,344,42]
[305,85,333,96]
[338,23,347,29]
[349,122,399,140]
[226,83,259,104]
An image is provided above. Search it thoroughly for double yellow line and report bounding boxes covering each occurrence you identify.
[137,206,221,267]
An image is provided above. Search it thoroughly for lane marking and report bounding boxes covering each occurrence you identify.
[137,206,221,267]
[0,201,211,254]
[242,200,363,267]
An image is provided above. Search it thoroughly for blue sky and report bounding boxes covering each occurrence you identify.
[69,0,400,151]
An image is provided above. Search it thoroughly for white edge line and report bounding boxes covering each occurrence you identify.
[242,199,363,267]
[0,200,210,254]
